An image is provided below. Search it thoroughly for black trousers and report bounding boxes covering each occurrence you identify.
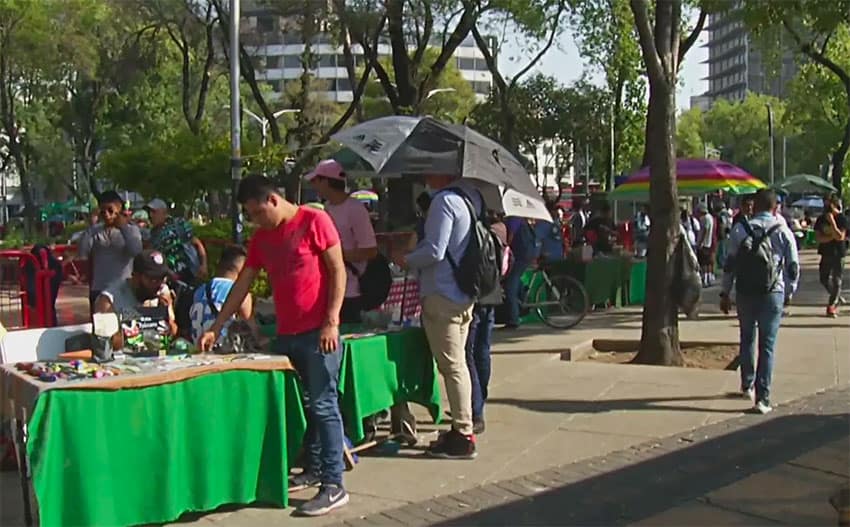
[819,255,845,307]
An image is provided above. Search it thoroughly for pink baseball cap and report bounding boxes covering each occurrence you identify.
[305,159,346,182]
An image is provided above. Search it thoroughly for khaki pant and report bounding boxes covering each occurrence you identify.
[422,294,475,435]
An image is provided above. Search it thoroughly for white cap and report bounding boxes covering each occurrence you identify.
[145,198,168,211]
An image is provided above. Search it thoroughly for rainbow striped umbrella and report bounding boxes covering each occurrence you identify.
[350,189,379,202]
[609,159,767,201]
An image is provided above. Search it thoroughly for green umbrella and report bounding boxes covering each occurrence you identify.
[779,174,837,195]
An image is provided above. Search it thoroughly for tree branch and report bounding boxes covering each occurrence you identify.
[419,0,479,101]
[193,5,217,126]
[629,0,664,82]
[678,8,706,64]
[508,0,566,91]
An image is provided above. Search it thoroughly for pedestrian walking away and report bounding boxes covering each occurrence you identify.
[814,194,848,318]
[198,175,349,517]
[721,189,799,415]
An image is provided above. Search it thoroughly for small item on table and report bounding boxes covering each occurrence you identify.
[92,312,120,363]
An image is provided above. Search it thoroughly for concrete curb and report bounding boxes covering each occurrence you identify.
[559,340,595,361]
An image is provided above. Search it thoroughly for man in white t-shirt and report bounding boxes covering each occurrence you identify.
[307,159,378,323]
[695,203,716,287]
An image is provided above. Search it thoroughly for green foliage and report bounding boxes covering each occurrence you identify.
[783,27,850,189]
[99,128,230,206]
[675,107,705,159]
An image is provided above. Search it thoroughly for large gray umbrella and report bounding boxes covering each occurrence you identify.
[331,116,550,220]
[779,174,837,194]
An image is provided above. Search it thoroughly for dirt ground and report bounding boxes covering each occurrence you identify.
[584,343,740,370]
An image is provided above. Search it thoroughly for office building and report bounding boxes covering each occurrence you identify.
[240,5,495,102]
[701,1,797,105]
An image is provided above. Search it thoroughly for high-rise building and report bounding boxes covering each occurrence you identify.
[701,1,797,105]
[240,5,495,102]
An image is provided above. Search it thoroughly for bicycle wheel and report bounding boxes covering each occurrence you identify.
[533,273,589,329]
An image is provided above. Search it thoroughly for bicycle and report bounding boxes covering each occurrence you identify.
[520,262,589,329]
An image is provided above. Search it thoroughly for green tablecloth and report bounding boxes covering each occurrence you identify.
[339,328,441,444]
[27,370,306,527]
[629,260,647,305]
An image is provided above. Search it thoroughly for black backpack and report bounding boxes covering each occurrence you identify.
[444,188,502,302]
[346,253,392,311]
[735,221,782,296]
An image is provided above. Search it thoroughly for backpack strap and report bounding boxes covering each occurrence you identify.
[441,187,483,272]
[205,281,219,317]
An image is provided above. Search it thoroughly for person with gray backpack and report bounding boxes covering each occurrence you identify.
[720,189,799,415]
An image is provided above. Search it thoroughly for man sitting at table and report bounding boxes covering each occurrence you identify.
[198,175,349,517]
[94,250,178,346]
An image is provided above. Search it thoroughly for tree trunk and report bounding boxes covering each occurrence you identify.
[832,108,850,198]
[634,81,683,366]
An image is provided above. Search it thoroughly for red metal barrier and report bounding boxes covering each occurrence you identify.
[0,249,56,329]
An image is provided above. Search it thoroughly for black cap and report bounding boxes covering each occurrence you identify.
[133,250,171,279]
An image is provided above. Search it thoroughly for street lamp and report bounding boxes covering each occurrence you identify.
[243,108,301,148]
[766,103,775,185]
[425,88,456,99]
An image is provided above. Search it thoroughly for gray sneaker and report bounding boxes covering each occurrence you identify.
[296,484,349,517]
[288,471,320,493]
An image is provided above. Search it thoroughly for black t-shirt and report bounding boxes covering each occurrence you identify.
[585,217,615,254]
[814,212,849,258]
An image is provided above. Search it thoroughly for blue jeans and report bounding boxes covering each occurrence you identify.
[275,331,344,486]
[736,291,784,404]
[466,305,494,421]
[504,258,532,326]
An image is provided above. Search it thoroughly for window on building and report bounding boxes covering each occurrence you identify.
[457,57,475,70]
[283,55,302,68]
[283,32,302,45]
[266,55,280,69]
[336,77,352,91]
[267,80,281,92]
[257,15,274,33]
[475,58,490,71]
[472,81,491,94]
[318,54,335,67]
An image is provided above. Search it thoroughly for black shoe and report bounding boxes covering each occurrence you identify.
[473,419,485,435]
[426,430,477,459]
[501,323,520,330]
[288,471,321,493]
[296,484,349,517]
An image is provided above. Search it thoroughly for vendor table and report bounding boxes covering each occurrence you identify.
[1,358,305,527]
[339,328,441,444]
[519,256,633,324]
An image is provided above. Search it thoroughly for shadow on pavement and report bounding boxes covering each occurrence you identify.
[488,394,747,415]
[433,412,849,526]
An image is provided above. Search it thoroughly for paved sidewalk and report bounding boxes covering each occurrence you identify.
[343,386,849,526]
[0,252,846,526]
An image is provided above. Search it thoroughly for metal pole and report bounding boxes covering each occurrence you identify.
[261,120,268,149]
[229,0,243,244]
[782,136,787,181]
[1,168,6,226]
[585,142,590,197]
[766,104,775,185]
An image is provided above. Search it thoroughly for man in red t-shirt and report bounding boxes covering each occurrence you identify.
[198,175,348,517]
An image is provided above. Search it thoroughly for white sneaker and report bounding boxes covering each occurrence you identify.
[753,401,772,414]
[742,387,755,402]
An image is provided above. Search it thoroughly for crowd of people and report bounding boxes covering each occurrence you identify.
[60,163,847,517]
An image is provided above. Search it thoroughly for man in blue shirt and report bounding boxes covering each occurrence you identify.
[397,175,482,460]
[720,189,799,415]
